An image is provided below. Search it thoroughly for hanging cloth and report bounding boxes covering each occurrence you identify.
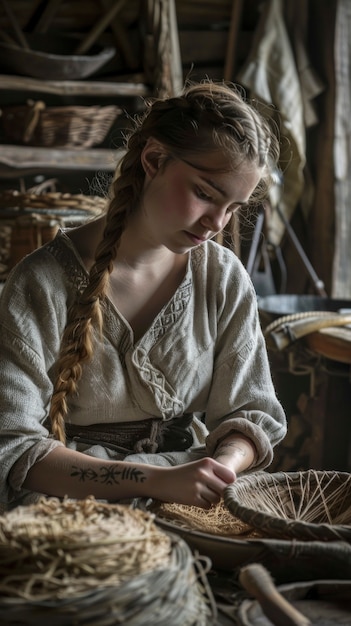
[332,0,351,298]
[237,0,306,246]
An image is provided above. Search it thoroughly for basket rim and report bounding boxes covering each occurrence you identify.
[223,470,351,542]
[141,496,351,572]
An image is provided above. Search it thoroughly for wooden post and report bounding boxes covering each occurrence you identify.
[224,0,243,81]
[224,0,244,256]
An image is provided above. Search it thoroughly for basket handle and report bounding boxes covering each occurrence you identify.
[23,100,46,143]
[264,312,351,351]
[239,563,311,626]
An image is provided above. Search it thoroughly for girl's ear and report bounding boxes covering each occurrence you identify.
[141,137,168,178]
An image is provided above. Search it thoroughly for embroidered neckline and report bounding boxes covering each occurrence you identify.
[45,231,207,418]
[46,230,206,344]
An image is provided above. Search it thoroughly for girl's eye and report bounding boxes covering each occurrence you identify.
[195,186,212,201]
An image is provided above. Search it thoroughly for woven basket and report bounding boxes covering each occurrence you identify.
[0,100,121,149]
[0,188,106,277]
[224,470,351,542]
[0,497,215,625]
[141,497,351,578]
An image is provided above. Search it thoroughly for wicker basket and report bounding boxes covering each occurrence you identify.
[224,470,351,542]
[0,100,121,149]
[0,188,107,277]
[0,497,215,625]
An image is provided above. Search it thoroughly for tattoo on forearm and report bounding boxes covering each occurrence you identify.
[70,465,146,485]
[215,442,247,456]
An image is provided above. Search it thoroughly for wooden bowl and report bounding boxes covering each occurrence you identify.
[0,34,115,80]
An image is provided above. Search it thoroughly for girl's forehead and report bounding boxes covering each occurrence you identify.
[181,152,261,179]
[180,148,255,171]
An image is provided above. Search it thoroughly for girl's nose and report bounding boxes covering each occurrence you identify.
[200,210,228,233]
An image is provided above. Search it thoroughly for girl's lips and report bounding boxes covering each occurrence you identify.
[184,231,207,244]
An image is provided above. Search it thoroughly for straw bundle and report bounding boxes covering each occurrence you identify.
[152,499,264,538]
[224,470,351,542]
[0,496,215,625]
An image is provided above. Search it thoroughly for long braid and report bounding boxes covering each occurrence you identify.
[49,135,146,442]
[49,80,279,443]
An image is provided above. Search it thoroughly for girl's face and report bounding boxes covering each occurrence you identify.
[139,142,262,254]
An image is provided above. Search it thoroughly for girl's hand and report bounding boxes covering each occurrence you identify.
[149,457,235,509]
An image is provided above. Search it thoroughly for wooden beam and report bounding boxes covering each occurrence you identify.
[0,74,150,97]
[224,0,243,81]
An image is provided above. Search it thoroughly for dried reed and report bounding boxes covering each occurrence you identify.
[152,499,263,538]
[0,496,172,601]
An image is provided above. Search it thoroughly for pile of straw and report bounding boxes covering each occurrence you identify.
[0,496,215,625]
[0,496,171,600]
[153,499,263,538]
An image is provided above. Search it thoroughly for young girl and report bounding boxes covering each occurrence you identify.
[0,81,286,511]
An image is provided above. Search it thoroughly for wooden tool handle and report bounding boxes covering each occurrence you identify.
[239,563,311,626]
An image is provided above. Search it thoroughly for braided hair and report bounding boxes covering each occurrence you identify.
[49,80,279,442]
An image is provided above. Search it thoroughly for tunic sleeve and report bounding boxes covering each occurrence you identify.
[203,247,287,470]
[0,247,70,507]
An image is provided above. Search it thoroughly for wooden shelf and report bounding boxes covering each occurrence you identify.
[0,74,144,178]
[0,144,124,177]
[0,75,142,178]
[0,74,150,98]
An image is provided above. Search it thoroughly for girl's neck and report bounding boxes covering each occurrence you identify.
[116,221,176,271]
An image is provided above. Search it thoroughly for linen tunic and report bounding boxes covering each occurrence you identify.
[0,231,286,509]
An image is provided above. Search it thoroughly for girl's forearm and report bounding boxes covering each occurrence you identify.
[22,446,237,508]
[213,433,257,474]
[23,446,155,501]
